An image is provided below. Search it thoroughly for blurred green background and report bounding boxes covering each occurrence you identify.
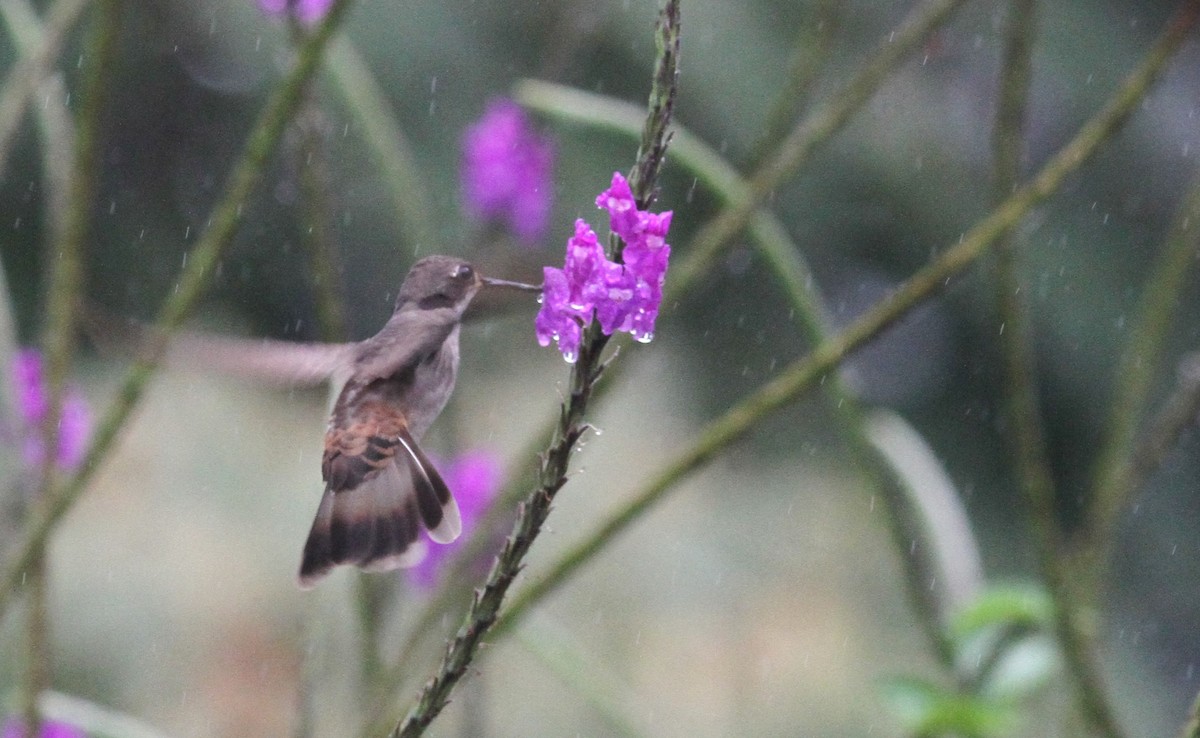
[2,0,1199,736]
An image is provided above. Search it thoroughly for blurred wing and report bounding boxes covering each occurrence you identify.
[298,419,461,588]
[165,334,354,386]
[85,310,353,387]
[353,307,459,382]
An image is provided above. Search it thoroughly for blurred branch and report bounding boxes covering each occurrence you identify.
[489,3,1200,645]
[0,0,359,622]
[22,1,120,733]
[0,254,15,443]
[749,0,838,166]
[988,2,1127,737]
[1126,353,1200,496]
[325,36,438,252]
[864,411,985,622]
[670,0,968,295]
[294,99,349,342]
[385,4,679,736]
[1086,159,1200,581]
[0,0,90,177]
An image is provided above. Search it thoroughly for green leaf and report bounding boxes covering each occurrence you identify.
[950,583,1054,641]
[881,678,1016,738]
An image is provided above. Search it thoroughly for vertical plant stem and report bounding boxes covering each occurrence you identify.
[295,98,349,343]
[382,5,679,736]
[990,1,1125,736]
[22,551,49,736]
[0,0,358,623]
[21,1,121,733]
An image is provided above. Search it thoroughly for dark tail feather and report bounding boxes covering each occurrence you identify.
[396,430,462,544]
[296,464,428,588]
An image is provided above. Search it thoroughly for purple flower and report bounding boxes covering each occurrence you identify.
[2,717,86,738]
[257,0,333,24]
[461,98,555,244]
[536,172,672,361]
[9,349,90,471]
[408,450,503,590]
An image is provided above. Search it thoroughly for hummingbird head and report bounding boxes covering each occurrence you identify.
[394,255,543,315]
[394,255,484,315]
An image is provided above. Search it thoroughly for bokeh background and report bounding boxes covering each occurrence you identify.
[2,0,1200,736]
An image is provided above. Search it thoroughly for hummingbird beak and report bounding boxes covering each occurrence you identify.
[481,276,543,293]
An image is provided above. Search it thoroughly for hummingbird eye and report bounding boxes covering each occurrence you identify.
[451,264,474,281]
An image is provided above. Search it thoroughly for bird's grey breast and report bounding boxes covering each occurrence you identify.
[402,324,460,438]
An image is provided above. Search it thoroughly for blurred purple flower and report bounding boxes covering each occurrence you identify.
[1,717,86,738]
[536,172,672,361]
[9,349,90,471]
[408,450,503,590]
[257,0,333,24]
[461,98,555,244]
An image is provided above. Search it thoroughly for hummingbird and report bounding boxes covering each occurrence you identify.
[297,254,539,588]
[82,254,538,586]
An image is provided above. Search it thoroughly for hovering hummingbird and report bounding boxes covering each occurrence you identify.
[83,254,538,587]
[297,255,538,587]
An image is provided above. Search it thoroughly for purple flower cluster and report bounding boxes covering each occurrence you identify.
[257,0,333,24]
[408,450,503,590]
[10,349,90,471]
[461,98,555,244]
[535,172,672,362]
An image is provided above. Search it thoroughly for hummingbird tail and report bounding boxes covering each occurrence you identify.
[297,434,462,588]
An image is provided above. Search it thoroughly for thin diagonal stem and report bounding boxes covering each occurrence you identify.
[385,5,679,736]
[1128,353,1200,489]
[492,2,1200,642]
[1087,160,1200,581]
[750,0,838,166]
[0,0,358,622]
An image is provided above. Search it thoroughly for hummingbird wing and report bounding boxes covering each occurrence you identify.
[84,309,355,387]
[297,396,462,588]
